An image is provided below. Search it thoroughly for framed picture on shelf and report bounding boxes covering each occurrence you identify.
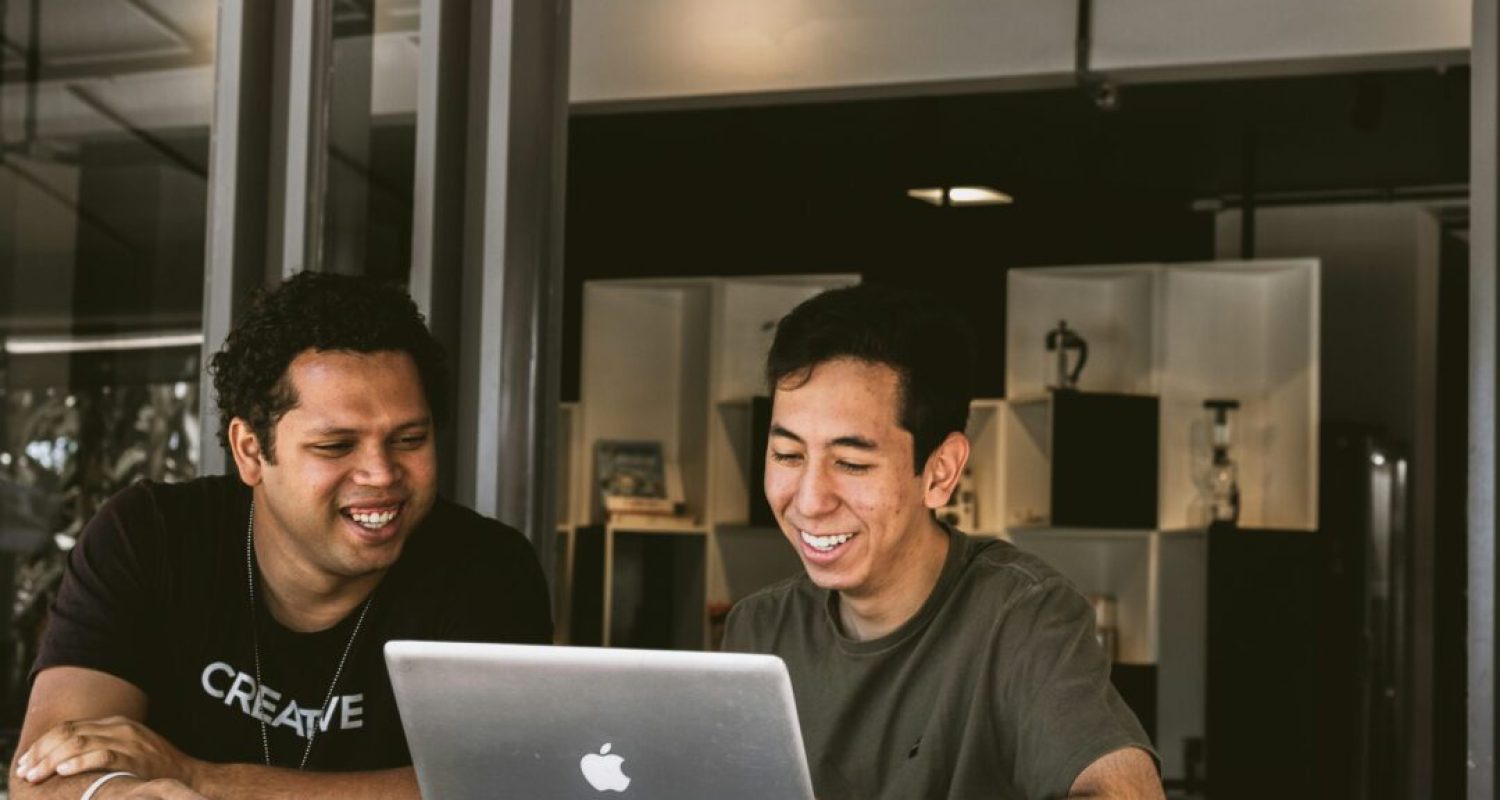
[594,440,682,517]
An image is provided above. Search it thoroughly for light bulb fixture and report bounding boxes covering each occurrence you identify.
[906,188,945,206]
[906,185,1013,207]
[947,186,1013,206]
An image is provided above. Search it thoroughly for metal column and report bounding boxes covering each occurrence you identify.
[411,0,570,556]
[198,0,277,475]
[1471,0,1497,796]
[199,0,334,471]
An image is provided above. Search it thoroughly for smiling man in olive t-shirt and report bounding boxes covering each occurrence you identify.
[723,285,1163,800]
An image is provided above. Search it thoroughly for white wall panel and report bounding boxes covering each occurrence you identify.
[1214,204,1437,446]
[571,0,1470,106]
[7,2,1473,129]
[1093,0,1469,76]
[569,0,1078,105]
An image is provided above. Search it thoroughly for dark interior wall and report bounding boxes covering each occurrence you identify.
[562,68,1469,401]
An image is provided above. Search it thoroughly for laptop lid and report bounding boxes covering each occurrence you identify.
[385,640,815,800]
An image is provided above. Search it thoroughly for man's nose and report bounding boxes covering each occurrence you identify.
[354,445,402,485]
[793,466,839,517]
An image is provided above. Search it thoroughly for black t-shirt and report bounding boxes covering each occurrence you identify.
[33,475,553,771]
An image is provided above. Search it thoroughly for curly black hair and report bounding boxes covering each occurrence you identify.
[208,272,448,462]
[766,283,975,474]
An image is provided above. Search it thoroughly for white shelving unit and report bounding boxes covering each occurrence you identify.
[1157,262,1319,530]
[1006,265,1160,398]
[576,279,714,527]
[563,274,859,648]
[1001,395,1050,528]
[1005,259,1319,531]
[990,258,1320,780]
[964,397,1009,537]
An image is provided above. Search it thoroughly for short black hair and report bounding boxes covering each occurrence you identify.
[209,272,448,462]
[766,283,974,473]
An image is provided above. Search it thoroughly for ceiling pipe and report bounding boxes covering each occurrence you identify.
[1074,0,1119,111]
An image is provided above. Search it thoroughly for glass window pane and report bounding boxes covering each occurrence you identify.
[0,0,216,711]
[321,0,419,281]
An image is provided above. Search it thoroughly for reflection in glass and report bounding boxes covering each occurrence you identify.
[322,0,420,281]
[0,0,216,728]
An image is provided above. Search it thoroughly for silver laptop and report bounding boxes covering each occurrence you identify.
[385,641,815,800]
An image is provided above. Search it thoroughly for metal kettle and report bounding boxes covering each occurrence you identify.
[1045,320,1089,390]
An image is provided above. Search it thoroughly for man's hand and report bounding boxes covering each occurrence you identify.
[14,716,202,787]
[12,667,418,800]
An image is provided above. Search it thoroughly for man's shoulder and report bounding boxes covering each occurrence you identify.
[142,473,246,505]
[84,475,244,542]
[722,572,821,649]
[732,571,820,614]
[418,497,531,543]
[103,473,228,504]
[958,534,1075,597]
[401,498,537,572]
[389,498,551,641]
[944,534,1097,638]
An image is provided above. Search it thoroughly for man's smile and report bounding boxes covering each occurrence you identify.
[339,500,406,537]
[799,529,857,552]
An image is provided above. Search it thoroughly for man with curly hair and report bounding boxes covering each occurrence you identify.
[10,273,552,799]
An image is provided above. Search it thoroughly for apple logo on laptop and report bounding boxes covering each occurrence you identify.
[580,742,631,792]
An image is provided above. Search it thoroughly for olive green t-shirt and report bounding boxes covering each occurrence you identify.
[722,525,1154,800]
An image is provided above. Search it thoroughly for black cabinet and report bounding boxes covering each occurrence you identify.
[749,395,776,527]
[569,525,708,650]
[1206,426,1411,799]
[1049,391,1158,528]
[1206,524,1330,798]
[1009,391,1159,529]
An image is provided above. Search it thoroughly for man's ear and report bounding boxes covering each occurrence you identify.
[228,418,268,486]
[921,431,971,510]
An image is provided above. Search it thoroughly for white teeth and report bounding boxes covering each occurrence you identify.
[350,509,398,529]
[800,530,852,551]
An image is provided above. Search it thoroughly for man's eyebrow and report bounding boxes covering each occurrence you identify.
[830,435,878,451]
[769,424,803,443]
[307,425,359,437]
[769,425,877,451]
[308,417,432,437]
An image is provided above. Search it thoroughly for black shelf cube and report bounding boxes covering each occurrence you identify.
[1049,391,1159,529]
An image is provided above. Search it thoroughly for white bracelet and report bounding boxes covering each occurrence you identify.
[79,771,139,800]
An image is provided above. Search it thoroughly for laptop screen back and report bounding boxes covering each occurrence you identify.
[385,641,815,800]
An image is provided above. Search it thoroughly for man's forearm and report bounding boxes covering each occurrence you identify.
[193,763,418,800]
[10,771,117,800]
[11,765,418,800]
